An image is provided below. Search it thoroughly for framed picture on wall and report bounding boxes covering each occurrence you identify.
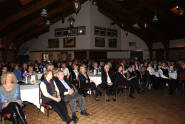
[108,39,117,48]
[48,39,59,48]
[63,37,76,48]
[95,37,105,47]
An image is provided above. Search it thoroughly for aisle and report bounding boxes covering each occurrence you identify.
[4,90,185,124]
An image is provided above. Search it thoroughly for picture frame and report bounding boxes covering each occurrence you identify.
[48,39,59,48]
[95,37,105,47]
[63,37,76,48]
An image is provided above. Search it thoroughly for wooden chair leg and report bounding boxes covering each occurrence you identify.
[47,109,49,119]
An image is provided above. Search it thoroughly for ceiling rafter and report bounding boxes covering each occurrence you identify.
[97,1,153,50]
[15,26,50,49]
[0,0,57,31]
[2,5,64,47]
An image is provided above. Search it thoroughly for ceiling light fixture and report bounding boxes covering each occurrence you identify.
[73,0,81,14]
[40,9,48,17]
[46,20,50,25]
[132,22,141,29]
[68,16,75,27]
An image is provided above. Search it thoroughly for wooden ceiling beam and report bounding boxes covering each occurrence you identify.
[15,7,75,49]
[130,0,155,15]
[15,26,49,49]
[97,4,153,49]
[0,0,57,31]
[2,5,64,47]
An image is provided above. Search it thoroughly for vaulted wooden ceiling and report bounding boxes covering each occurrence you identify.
[0,0,185,50]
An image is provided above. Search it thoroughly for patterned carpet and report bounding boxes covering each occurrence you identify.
[3,89,185,124]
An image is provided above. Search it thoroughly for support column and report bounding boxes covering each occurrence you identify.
[86,50,90,60]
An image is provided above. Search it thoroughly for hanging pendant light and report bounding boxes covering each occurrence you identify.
[132,22,141,29]
[68,16,75,27]
[144,22,148,29]
[46,20,50,25]
[152,15,159,22]
[73,0,81,14]
[40,9,48,17]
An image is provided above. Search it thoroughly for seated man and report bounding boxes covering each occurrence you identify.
[116,65,142,98]
[55,71,90,123]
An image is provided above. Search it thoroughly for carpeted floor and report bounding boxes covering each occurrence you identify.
[3,89,185,124]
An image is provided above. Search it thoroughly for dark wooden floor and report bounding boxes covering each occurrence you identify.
[3,89,185,124]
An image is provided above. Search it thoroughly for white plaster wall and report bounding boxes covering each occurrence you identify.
[120,30,149,59]
[19,1,150,60]
[89,4,121,50]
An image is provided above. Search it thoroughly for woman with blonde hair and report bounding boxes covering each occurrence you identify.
[0,72,27,124]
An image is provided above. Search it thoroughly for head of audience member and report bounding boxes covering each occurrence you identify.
[57,62,61,68]
[134,61,138,65]
[14,64,19,70]
[104,64,110,73]
[1,66,8,74]
[47,64,54,71]
[28,66,34,74]
[100,61,104,67]
[107,62,112,68]
[57,71,64,81]
[148,63,152,67]
[22,63,27,69]
[53,69,59,77]
[161,62,167,68]
[62,63,67,69]
[1,72,17,85]
[181,62,185,69]
[73,64,78,71]
[68,61,73,66]
[80,66,86,74]
[118,65,123,72]
[44,70,53,82]
[93,62,98,69]
[34,63,38,67]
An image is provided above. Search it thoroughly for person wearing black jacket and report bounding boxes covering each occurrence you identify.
[78,66,101,101]
[40,70,74,124]
[69,64,80,89]
[55,71,90,123]
[115,65,142,98]
[101,64,117,102]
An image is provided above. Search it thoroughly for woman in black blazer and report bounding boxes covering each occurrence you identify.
[115,65,141,98]
[78,65,101,101]
[101,64,117,102]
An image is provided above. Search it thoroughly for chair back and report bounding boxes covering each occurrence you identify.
[180,72,185,82]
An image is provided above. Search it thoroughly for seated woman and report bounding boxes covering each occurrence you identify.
[101,64,117,102]
[40,70,74,124]
[116,65,142,98]
[27,66,38,83]
[0,72,27,124]
[78,65,101,101]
